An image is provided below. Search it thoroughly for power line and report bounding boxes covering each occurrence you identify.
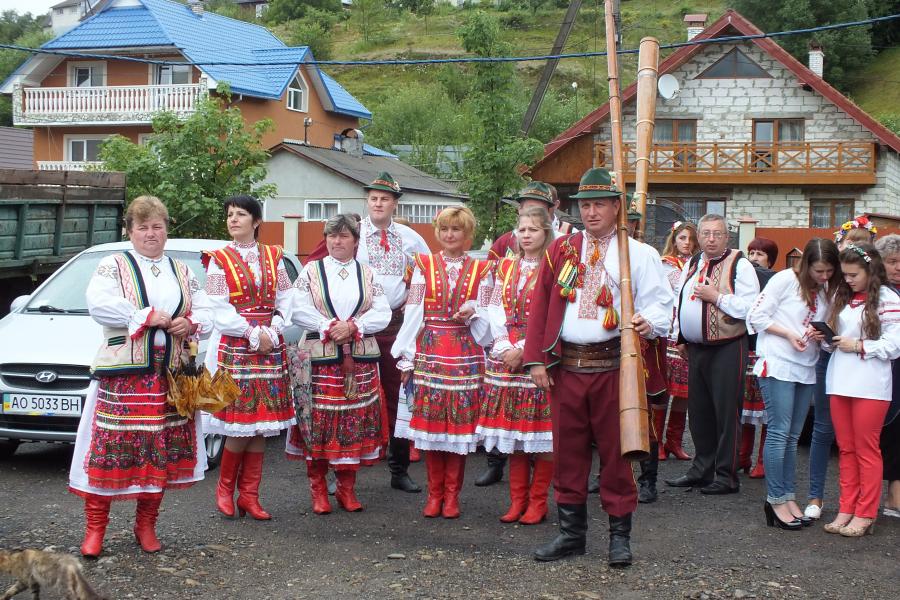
[1,12,898,67]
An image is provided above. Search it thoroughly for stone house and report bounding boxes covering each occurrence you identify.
[1,0,370,171]
[529,10,900,251]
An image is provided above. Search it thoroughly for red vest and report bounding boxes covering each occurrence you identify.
[414,253,494,319]
[203,244,283,312]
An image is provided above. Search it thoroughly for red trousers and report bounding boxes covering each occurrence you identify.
[376,334,401,435]
[830,395,889,519]
[551,368,637,516]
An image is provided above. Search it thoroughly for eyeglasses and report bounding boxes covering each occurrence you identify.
[699,231,727,239]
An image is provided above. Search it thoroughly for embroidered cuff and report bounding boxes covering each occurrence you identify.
[129,307,155,340]
[247,326,261,352]
[491,337,513,358]
[348,318,362,341]
[397,358,414,372]
[271,314,285,334]
[321,319,338,341]
[262,326,279,347]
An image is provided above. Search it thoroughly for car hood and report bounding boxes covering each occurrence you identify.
[0,313,103,367]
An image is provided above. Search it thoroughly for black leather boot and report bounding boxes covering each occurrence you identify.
[533,504,587,562]
[637,442,659,504]
[474,449,506,487]
[388,435,422,493]
[608,513,633,567]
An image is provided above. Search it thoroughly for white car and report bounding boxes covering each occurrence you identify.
[0,239,302,467]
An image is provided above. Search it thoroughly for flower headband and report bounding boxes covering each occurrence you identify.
[835,216,877,241]
[846,243,872,263]
[671,220,684,232]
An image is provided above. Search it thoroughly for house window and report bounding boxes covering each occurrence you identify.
[287,73,308,113]
[659,198,725,224]
[396,203,453,224]
[156,64,192,85]
[73,66,101,87]
[753,119,805,171]
[67,138,105,162]
[653,120,697,144]
[698,48,771,79]
[810,199,853,228]
[305,200,339,221]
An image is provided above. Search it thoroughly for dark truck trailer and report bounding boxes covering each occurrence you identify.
[0,169,125,316]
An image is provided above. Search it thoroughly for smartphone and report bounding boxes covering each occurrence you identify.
[810,321,836,343]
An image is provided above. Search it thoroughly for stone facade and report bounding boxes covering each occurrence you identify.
[592,41,900,226]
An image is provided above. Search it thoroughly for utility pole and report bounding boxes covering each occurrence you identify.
[520,0,584,136]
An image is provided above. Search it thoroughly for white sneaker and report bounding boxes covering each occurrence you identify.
[804,503,823,519]
[883,507,900,518]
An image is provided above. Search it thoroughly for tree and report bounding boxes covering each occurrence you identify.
[288,9,340,60]
[730,0,874,91]
[351,0,388,44]
[265,0,342,25]
[457,11,543,244]
[98,86,275,239]
[0,20,51,126]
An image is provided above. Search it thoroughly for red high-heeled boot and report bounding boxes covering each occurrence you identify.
[409,442,421,463]
[519,458,553,525]
[423,451,445,518]
[499,454,529,523]
[442,453,466,519]
[236,451,271,520]
[80,495,111,558]
[307,459,332,515]
[216,447,242,517]
[749,426,766,479]
[663,407,692,460]
[134,494,163,553]
[335,470,364,512]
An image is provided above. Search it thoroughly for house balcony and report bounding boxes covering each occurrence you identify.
[594,141,877,185]
[12,82,207,126]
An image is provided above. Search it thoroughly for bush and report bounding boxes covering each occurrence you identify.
[288,9,340,60]
[499,9,529,28]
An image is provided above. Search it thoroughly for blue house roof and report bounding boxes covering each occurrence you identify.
[39,0,370,118]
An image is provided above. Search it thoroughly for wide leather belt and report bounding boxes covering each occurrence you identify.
[560,339,621,372]
[378,308,404,338]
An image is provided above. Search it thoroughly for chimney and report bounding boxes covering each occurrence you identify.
[683,13,708,41]
[188,0,204,16]
[808,42,824,78]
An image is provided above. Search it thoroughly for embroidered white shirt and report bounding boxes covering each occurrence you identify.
[357,217,430,310]
[291,256,391,338]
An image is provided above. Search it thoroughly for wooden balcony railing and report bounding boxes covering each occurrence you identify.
[13,82,207,125]
[594,141,877,185]
[37,161,103,171]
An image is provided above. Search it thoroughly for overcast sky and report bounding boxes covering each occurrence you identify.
[0,0,59,16]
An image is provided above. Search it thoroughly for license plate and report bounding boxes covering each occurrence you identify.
[2,394,82,417]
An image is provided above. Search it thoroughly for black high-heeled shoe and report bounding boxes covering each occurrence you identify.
[764,502,803,530]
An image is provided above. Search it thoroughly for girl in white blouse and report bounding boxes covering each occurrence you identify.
[823,243,900,537]
[747,238,841,530]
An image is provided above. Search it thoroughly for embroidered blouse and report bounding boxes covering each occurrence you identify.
[204,241,294,353]
[87,250,213,346]
[291,256,391,337]
[747,269,828,384]
[391,252,495,369]
[357,217,430,310]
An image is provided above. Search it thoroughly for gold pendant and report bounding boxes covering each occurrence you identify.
[338,267,349,280]
[151,264,161,277]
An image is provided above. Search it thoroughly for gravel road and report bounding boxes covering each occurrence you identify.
[1,439,897,599]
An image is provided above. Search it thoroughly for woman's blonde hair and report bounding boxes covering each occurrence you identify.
[433,206,476,240]
[125,196,169,231]
[517,206,554,257]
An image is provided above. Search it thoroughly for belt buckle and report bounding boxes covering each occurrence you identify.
[576,357,583,368]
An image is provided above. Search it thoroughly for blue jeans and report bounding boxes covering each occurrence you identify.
[808,352,835,501]
[759,376,813,504]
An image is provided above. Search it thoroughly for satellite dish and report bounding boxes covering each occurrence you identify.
[658,74,680,100]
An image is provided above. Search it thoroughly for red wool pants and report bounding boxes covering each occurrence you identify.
[550,368,637,516]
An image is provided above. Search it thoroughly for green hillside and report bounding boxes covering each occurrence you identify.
[848,47,900,120]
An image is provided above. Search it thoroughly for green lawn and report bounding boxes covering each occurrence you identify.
[847,47,900,120]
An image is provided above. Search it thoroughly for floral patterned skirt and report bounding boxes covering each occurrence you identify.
[69,354,204,500]
[742,352,766,425]
[477,353,552,454]
[402,322,484,455]
[285,361,387,469]
[206,324,294,437]
[666,339,689,398]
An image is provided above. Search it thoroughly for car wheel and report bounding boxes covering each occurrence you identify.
[0,440,20,459]
[205,433,225,471]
